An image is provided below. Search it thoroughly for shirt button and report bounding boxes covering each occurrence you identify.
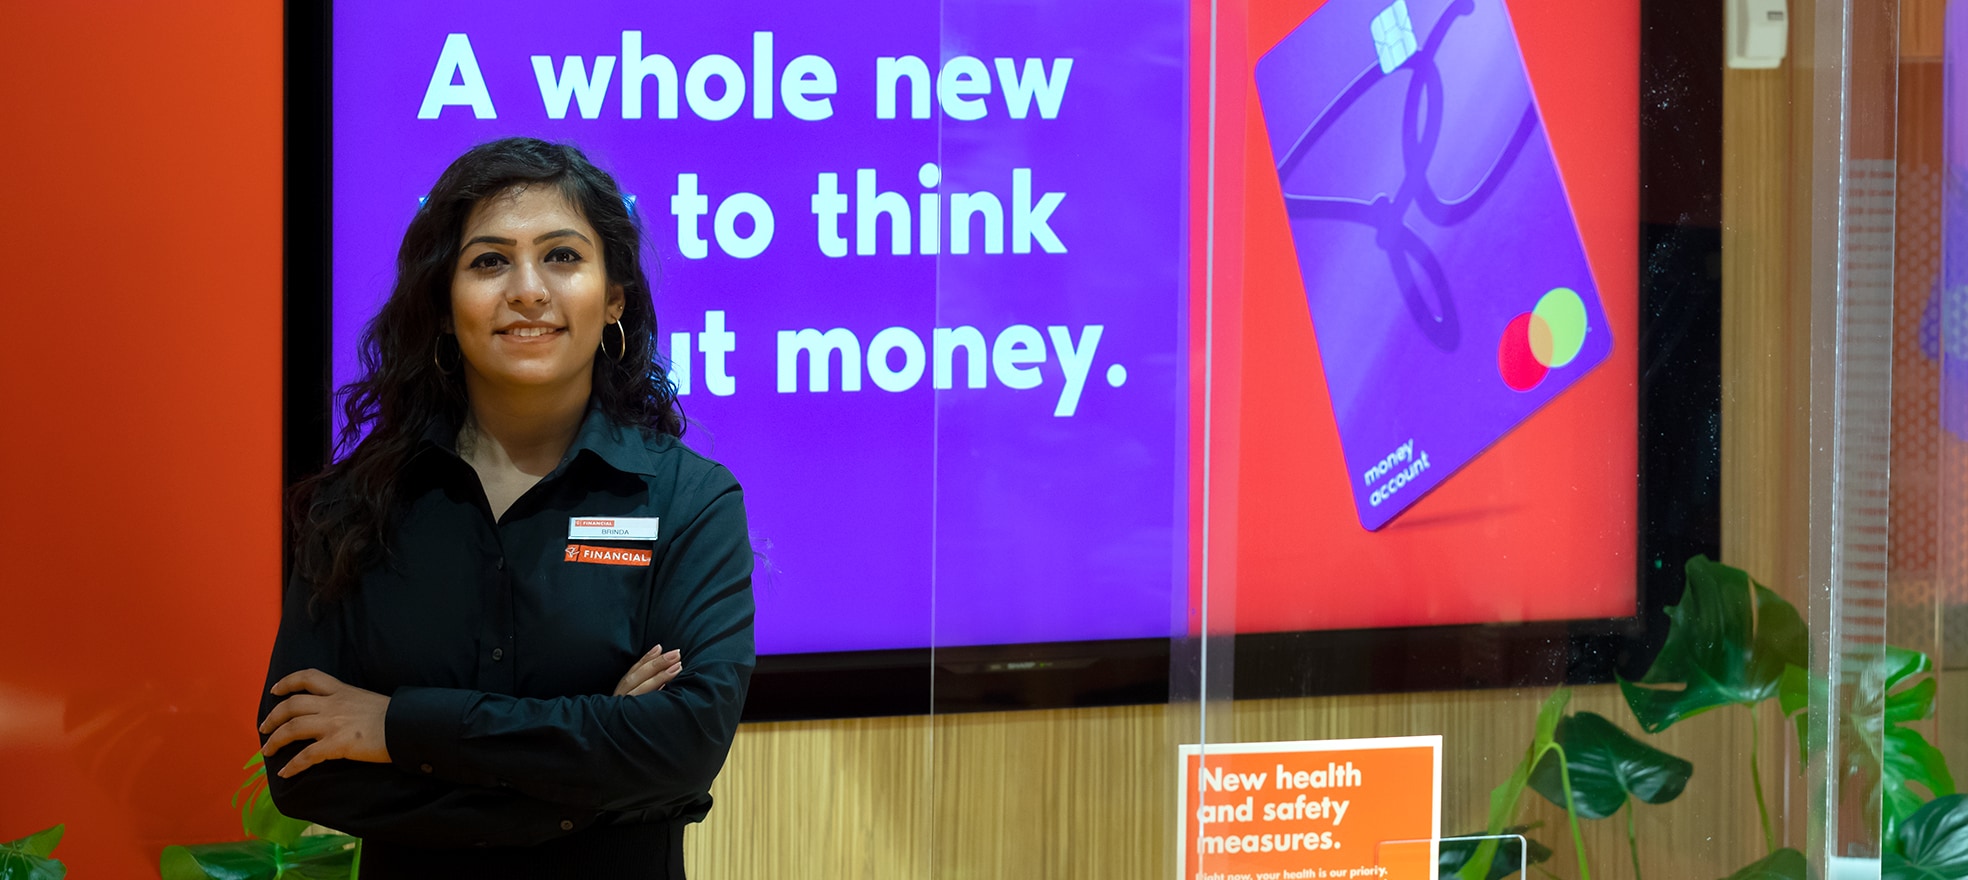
[496,557,506,571]
[420,763,433,774]
[560,820,574,831]
[492,648,504,661]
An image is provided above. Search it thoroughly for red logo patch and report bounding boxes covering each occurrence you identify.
[563,544,652,567]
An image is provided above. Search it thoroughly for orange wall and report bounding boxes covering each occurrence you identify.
[0,3,284,875]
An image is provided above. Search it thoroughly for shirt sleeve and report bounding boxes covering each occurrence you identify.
[383,467,756,814]
[259,559,604,846]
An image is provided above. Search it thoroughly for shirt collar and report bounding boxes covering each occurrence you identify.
[419,404,661,478]
[562,405,662,477]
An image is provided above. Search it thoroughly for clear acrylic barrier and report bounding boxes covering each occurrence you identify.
[1195,0,1911,879]
[921,0,1196,874]
[736,0,1968,878]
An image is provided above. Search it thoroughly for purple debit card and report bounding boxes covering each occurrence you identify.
[1254,0,1611,530]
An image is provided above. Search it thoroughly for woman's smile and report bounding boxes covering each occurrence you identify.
[495,322,568,343]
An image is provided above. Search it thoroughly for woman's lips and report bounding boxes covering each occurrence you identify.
[496,327,566,344]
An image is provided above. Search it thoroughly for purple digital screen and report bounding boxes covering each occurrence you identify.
[332,1,1189,653]
[1253,0,1610,530]
[1944,1,1968,440]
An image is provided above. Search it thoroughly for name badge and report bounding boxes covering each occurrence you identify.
[568,516,660,541]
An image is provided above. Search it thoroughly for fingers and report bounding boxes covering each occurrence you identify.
[614,644,659,695]
[634,644,665,673]
[263,715,327,755]
[627,658,683,697]
[630,648,680,680]
[279,739,336,778]
[263,720,312,755]
[271,668,341,697]
[258,694,323,736]
[613,646,681,696]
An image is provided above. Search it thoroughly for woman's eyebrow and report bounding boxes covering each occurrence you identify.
[459,230,591,250]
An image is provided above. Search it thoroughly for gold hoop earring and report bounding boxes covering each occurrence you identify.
[432,335,460,376]
[601,321,627,363]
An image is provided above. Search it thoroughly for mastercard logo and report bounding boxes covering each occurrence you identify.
[1497,287,1589,392]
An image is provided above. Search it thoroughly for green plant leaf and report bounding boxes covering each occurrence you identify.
[1458,689,1572,880]
[1883,646,1931,690]
[1779,663,1815,770]
[1437,826,1552,880]
[7,828,60,861]
[1886,678,1938,726]
[0,855,66,880]
[0,825,66,880]
[231,752,309,847]
[1885,725,1957,830]
[1779,646,1953,837]
[1882,794,1968,879]
[1620,556,1807,733]
[158,835,357,880]
[1526,712,1693,819]
[241,793,310,848]
[1856,647,1958,841]
[160,843,272,880]
[1720,847,1804,880]
[274,836,362,880]
[1778,664,1808,717]
[1882,853,1939,880]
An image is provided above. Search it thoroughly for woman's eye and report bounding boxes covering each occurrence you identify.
[468,252,507,270]
[546,247,582,263]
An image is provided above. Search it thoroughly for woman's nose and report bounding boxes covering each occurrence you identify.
[508,262,549,305]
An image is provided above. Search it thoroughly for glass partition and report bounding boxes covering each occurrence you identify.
[678,0,1951,875]
[920,0,1196,873]
[1170,0,1938,879]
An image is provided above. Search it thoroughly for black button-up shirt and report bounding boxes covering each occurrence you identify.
[259,407,754,876]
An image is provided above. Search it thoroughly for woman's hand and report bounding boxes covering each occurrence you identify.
[614,644,683,696]
[259,669,392,777]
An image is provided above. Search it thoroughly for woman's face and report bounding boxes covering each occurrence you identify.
[449,183,624,398]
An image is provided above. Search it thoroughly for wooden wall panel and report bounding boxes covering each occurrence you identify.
[1720,69,1803,599]
[1941,674,1968,781]
[685,716,931,878]
[689,686,1775,879]
[1903,0,1947,60]
[1719,0,1822,852]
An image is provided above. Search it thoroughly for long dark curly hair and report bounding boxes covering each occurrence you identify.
[290,137,682,602]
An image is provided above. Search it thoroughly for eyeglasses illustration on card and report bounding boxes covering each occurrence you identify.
[1255,0,1611,530]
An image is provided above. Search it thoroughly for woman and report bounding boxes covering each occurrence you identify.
[257,137,753,879]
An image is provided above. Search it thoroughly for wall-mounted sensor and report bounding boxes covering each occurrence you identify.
[1727,0,1789,69]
